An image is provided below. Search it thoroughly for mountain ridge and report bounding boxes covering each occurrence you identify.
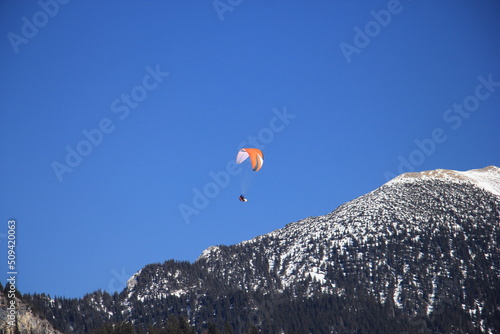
[387,166,500,196]
[20,166,500,333]
[199,165,499,263]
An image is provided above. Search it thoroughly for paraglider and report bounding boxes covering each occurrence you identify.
[236,148,264,201]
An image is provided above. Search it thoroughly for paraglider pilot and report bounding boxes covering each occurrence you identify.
[239,195,248,202]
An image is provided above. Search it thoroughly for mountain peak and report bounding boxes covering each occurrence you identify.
[21,166,500,333]
[387,165,500,196]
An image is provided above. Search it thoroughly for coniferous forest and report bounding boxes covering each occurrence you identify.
[11,176,500,333]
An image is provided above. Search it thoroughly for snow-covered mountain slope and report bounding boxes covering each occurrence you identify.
[120,166,499,332]
[25,166,500,333]
[387,166,500,196]
[196,165,499,293]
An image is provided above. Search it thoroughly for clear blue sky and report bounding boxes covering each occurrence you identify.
[1,1,499,298]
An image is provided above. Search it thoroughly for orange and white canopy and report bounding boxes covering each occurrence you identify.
[236,148,264,172]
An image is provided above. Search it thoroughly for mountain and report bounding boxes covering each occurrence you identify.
[0,284,63,334]
[21,166,500,333]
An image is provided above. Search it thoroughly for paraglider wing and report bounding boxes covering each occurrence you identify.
[236,148,264,171]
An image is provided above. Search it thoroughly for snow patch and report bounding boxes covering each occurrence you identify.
[127,270,141,291]
[387,166,500,196]
[198,245,220,260]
